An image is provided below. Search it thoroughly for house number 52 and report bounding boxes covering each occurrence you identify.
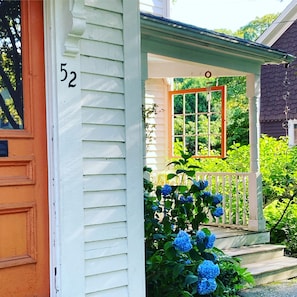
[60,63,77,88]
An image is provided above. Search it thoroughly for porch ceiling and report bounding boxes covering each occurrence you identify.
[147,53,246,78]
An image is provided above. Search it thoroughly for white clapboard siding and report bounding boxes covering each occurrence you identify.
[82,107,125,126]
[83,175,126,192]
[81,40,123,61]
[81,2,130,296]
[85,222,128,243]
[82,124,125,142]
[139,0,170,17]
[85,0,123,13]
[84,206,127,226]
[86,287,128,297]
[81,91,125,109]
[85,254,128,276]
[81,73,124,93]
[82,141,125,158]
[85,6,123,29]
[81,56,124,78]
[85,238,128,259]
[84,190,126,209]
[83,158,126,175]
[145,78,170,172]
[85,270,128,294]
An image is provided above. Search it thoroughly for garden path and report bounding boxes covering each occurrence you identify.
[238,277,297,297]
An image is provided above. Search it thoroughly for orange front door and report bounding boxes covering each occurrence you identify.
[0,1,49,296]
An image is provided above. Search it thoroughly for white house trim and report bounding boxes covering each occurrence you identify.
[44,0,85,296]
[123,1,146,296]
[139,0,170,18]
[64,0,86,56]
[288,119,297,146]
[43,0,59,295]
[257,0,297,46]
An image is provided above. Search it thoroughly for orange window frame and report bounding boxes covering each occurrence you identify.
[168,85,227,159]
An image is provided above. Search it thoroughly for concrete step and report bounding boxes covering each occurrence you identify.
[206,227,297,286]
[210,227,270,249]
[244,256,297,285]
[223,244,285,265]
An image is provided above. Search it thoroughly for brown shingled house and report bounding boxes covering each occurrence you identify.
[258,0,297,145]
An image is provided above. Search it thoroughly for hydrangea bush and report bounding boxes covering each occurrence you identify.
[144,153,253,297]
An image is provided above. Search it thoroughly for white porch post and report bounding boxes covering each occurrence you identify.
[247,74,266,232]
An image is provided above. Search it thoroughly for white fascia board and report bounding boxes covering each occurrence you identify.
[257,0,297,46]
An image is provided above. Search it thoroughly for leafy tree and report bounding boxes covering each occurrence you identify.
[213,13,279,41]
[235,14,279,41]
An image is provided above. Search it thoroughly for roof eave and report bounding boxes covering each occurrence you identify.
[141,13,295,65]
[257,0,297,45]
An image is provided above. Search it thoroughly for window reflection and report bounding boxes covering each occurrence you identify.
[0,0,23,129]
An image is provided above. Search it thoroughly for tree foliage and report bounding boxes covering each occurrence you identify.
[234,14,279,41]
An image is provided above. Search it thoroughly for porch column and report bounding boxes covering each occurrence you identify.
[247,74,266,232]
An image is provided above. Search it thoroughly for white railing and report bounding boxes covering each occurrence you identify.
[195,172,249,230]
[156,171,251,230]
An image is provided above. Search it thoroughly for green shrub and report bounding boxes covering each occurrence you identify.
[144,153,253,297]
[265,200,297,255]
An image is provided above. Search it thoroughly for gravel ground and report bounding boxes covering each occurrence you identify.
[238,278,297,297]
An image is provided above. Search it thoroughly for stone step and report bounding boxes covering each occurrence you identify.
[223,244,285,265]
[243,256,297,285]
[211,227,270,249]
[205,227,297,286]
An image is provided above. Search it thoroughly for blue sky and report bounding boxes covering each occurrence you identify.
[171,0,292,31]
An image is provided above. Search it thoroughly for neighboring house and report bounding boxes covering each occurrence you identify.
[258,0,297,145]
[0,1,294,297]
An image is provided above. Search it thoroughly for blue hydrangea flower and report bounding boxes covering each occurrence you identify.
[186,195,193,203]
[197,278,217,295]
[213,207,224,217]
[173,230,193,253]
[202,191,211,198]
[206,233,216,249]
[161,184,172,196]
[193,180,208,190]
[198,260,220,279]
[185,259,191,265]
[196,230,206,242]
[180,195,193,203]
[152,205,159,211]
[213,193,223,205]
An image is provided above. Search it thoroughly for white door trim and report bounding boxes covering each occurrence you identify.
[43,1,86,296]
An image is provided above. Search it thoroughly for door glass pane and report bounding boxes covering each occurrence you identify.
[0,0,23,129]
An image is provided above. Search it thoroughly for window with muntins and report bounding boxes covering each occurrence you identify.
[169,86,226,158]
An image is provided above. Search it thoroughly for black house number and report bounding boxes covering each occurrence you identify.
[60,63,77,88]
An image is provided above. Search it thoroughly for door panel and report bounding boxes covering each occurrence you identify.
[0,1,49,296]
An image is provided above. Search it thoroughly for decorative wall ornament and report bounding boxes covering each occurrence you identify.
[64,0,86,56]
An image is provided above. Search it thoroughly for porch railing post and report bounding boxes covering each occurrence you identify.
[247,74,266,232]
[248,172,266,231]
